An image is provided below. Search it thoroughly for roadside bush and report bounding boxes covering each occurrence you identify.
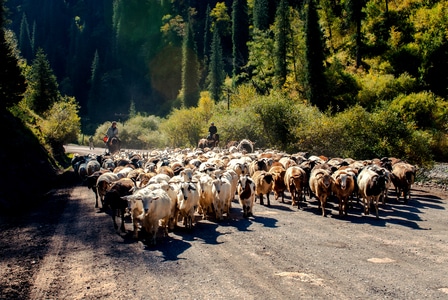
[40,96,81,155]
[159,107,203,147]
[389,91,448,130]
[356,72,418,111]
[120,115,165,149]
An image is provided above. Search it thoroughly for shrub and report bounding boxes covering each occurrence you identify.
[40,96,81,150]
[389,91,448,130]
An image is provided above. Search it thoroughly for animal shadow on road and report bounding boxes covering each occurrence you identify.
[328,188,445,229]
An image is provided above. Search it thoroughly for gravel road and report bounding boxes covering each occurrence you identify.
[1,146,448,299]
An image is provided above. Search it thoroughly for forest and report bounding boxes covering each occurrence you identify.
[2,0,448,165]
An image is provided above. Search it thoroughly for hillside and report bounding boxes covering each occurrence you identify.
[0,110,67,210]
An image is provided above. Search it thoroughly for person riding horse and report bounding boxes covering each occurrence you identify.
[105,121,120,154]
[206,122,219,147]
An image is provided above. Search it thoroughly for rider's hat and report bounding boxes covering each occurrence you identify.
[211,122,214,125]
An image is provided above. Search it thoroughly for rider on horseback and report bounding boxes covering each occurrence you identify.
[206,122,219,147]
[207,122,217,141]
[105,121,120,152]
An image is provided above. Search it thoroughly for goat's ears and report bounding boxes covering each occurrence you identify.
[189,184,197,191]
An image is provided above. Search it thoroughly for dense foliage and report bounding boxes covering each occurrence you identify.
[2,0,448,166]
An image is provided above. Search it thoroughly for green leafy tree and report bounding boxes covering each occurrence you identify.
[207,28,225,102]
[232,0,249,84]
[0,0,26,111]
[210,2,231,37]
[40,96,81,153]
[27,48,61,115]
[411,2,448,98]
[180,20,200,107]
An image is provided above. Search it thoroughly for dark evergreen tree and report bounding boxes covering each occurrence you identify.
[203,4,212,62]
[253,0,270,30]
[87,50,101,123]
[274,0,289,88]
[0,0,26,110]
[232,0,249,84]
[207,28,225,102]
[304,0,327,110]
[19,13,33,61]
[181,21,200,108]
[345,0,366,68]
[28,48,61,115]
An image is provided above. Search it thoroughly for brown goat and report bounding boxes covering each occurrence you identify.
[252,170,274,206]
[331,169,356,216]
[269,165,287,203]
[390,162,416,203]
[309,168,333,217]
[284,166,308,208]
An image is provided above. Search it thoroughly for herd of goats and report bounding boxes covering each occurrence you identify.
[71,139,417,245]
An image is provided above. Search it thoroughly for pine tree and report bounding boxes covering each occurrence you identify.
[181,21,200,108]
[232,0,249,84]
[304,0,327,110]
[345,0,366,68]
[27,48,61,115]
[253,0,270,31]
[203,4,212,62]
[274,0,289,88]
[207,28,225,102]
[19,13,33,61]
[0,0,26,111]
[87,50,101,123]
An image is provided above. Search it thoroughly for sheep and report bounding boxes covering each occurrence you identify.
[178,181,200,229]
[249,158,270,176]
[220,169,239,200]
[179,167,195,183]
[96,172,120,209]
[227,159,249,177]
[122,195,144,239]
[115,166,135,179]
[237,139,255,153]
[252,170,274,206]
[103,178,135,232]
[86,159,101,176]
[157,165,175,177]
[86,169,110,208]
[140,188,172,245]
[221,175,235,219]
[357,167,388,218]
[365,165,392,205]
[309,168,333,217]
[197,173,217,220]
[136,171,157,187]
[122,182,168,238]
[212,176,233,221]
[278,157,297,169]
[237,174,256,218]
[390,162,416,203]
[331,169,356,216]
[102,158,115,171]
[269,165,287,203]
[284,166,307,208]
